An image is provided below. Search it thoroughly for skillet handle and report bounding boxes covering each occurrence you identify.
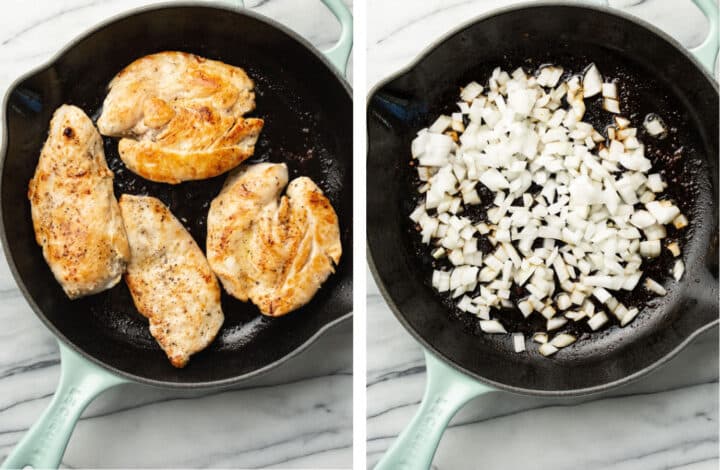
[690,0,719,74]
[374,350,493,470]
[229,0,352,75]
[319,0,353,75]
[1,342,126,470]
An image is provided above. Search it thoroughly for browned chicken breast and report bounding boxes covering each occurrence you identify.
[119,195,223,368]
[97,51,264,184]
[206,163,342,317]
[28,105,130,299]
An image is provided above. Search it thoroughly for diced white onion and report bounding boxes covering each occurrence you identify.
[583,64,602,98]
[602,82,618,99]
[409,63,688,358]
[533,332,549,344]
[513,333,526,353]
[539,343,559,356]
[644,278,667,296]
[643,113,666,136]
[480,319,507,334]
[673,260,685,281]
[587,311,609,330]
[550,333,576,348]
[603,98,620,114]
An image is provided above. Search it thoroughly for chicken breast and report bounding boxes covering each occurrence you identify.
[119,195,223,368]
[207,163,341,316]
[28,105,130,299]
[97,51,264,184]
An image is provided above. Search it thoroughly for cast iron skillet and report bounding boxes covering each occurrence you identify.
[0,2,352,469]
[367,1,717,468]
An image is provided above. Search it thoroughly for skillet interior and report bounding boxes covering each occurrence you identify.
[367,4,718,394]
[1,5,352,385]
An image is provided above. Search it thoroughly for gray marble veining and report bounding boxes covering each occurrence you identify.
[0,1,352,468]
[366,1,718,469]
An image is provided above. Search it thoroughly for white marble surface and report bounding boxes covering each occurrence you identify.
[0,1,352,468]
[367,1,718,469]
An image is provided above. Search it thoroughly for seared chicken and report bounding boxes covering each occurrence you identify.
[28,105,130,299]
[119,195,223,368]
[206,163,341,316]
[97,51,264,184]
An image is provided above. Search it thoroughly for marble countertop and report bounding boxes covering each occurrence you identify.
[0,1,352,468]
[367,1,718,469]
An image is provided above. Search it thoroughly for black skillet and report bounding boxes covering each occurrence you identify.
[367,1,718,468]
[0,2,352,468]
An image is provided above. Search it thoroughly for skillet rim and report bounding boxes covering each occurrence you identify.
[366,0,719,397]
[0,1,353,389]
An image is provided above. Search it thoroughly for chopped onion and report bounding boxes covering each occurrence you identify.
[646,200,680,225]
[513,333,526,353]
[480,319,507,333]
[533,332,549,344]
[643,113,666,137]
[550,333,576,348]
[583,64,603,98]
[644,278,667,296]
[640,240,661,258]
[430,115,452,133]
[603,98,620,114]
[538,342,558,356]
[461,81,484,102]
[587,311,609,330]
[673,214,689,229]
[547,317,568,331]
[537,65,564,88]
[620,307,639,327]
[602,82,618,99]
[409,63,688,358]
[673,260,685,281]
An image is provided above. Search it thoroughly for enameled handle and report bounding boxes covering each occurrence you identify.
[374,350,493,470]
[318,0,353,75]
[232,0,352,75]
[690,0,719,73]
[582,0,717,73]
[1,342,126,470]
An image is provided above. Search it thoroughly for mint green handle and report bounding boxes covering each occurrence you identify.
[1,342,126,470]
[374,350,493,470]
[581,0,717,73]
[690,0,719,73]
[230,0,352,74]
[318,0,353,74]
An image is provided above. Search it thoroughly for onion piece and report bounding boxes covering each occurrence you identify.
[620,308,640,327]
[461,81,484,102]
[547,317,567,331]
[537,65,564,88]
[646,200,680,225]
[643,113,666,137]
[533,332,549,344]
[602,82,618,99]
[513,333,526,353]
[667,242,681,257]
[539,343,559,356]
[587,311,609,330]
[583,64,603,98]
[673,260,685,281]
[550,333,576,348]
[480,320,507,334]
[603,98,620,114]
[673,214,689,229]
[430,115,452,133]
[640,240,661,258]
[644,278,667,296]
